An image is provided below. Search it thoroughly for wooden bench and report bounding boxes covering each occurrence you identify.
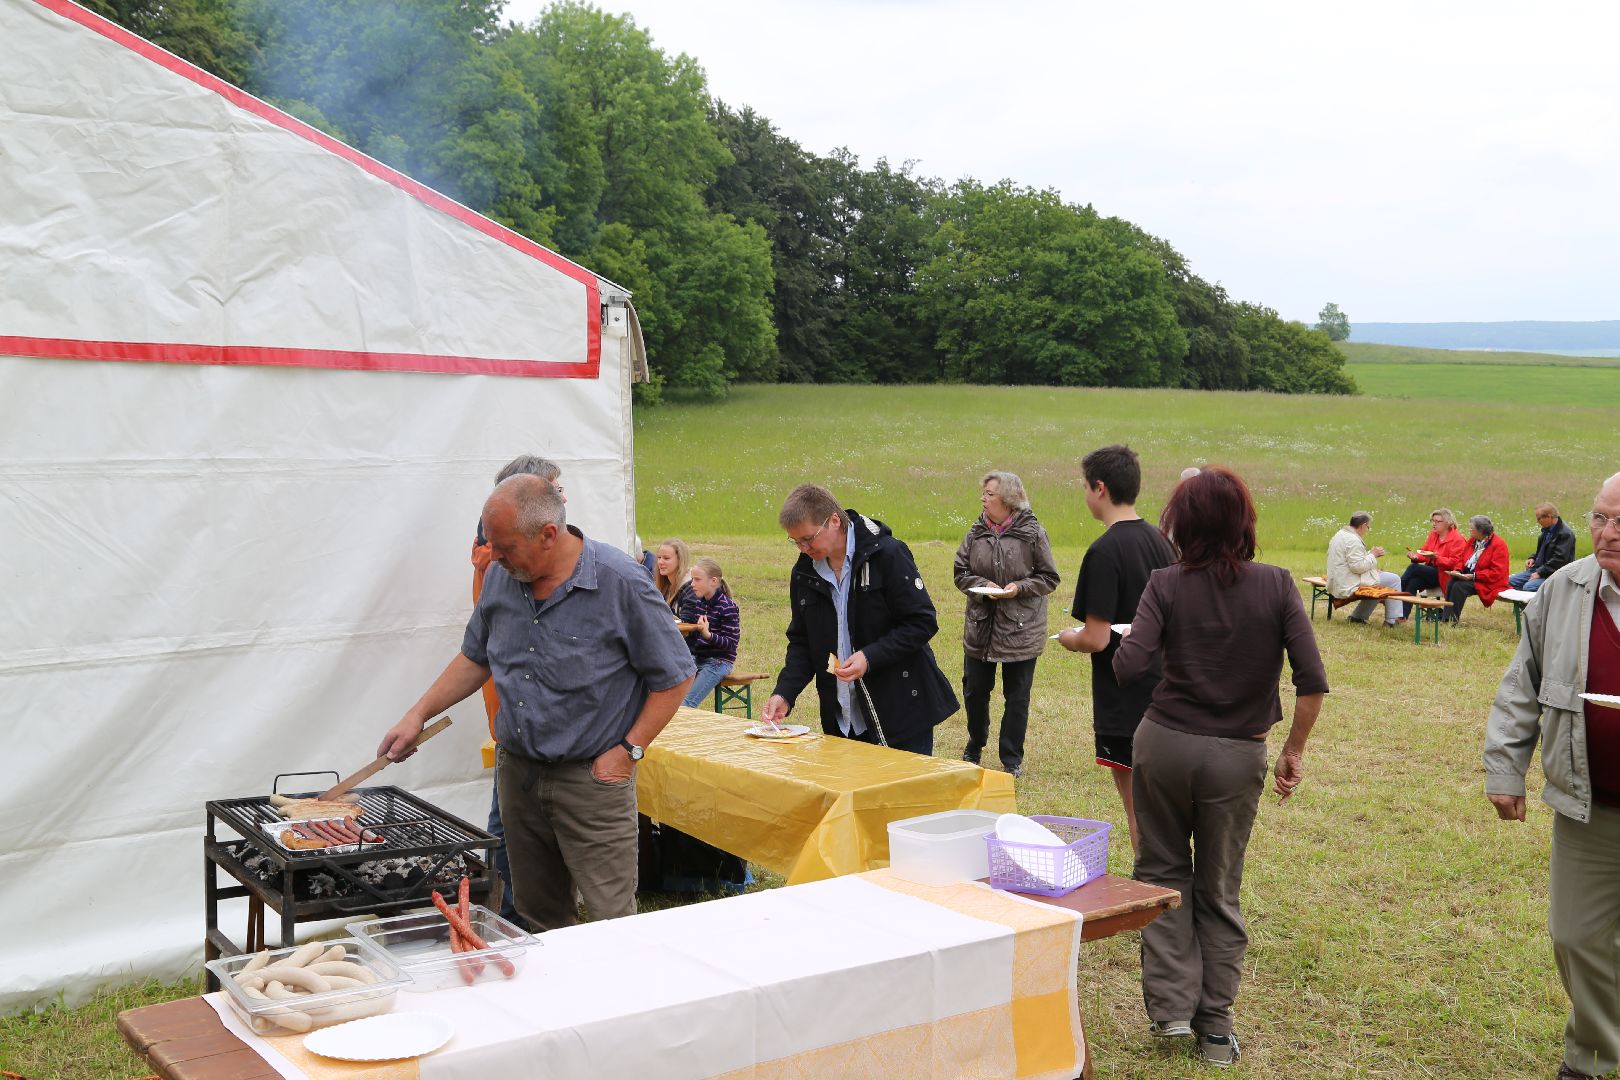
[1498,588,1536,635]
[714,671,769,719]
[1302,575,1337,619]
[1406,596,1451,644]
[1304,576,1452,643]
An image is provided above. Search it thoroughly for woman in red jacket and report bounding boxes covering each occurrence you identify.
[1400,508,1471,598]
[1441,514,1510,623]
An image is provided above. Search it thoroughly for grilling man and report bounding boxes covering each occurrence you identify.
[378,474,693,930]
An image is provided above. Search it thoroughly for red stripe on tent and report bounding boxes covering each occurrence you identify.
[0,336,597,379]
[27,0,603,379]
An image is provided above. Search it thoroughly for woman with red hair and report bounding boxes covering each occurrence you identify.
[1113,467,1329,1068]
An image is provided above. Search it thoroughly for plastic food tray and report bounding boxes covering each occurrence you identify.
[205,938,409,1036]
[346,904,538,991]
[985,815,1111,897]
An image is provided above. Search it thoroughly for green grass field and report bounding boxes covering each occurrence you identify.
[1339,340,1620,367]
[7,377,1612,1079]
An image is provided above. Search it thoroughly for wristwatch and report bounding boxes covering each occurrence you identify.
[620,738,645,761]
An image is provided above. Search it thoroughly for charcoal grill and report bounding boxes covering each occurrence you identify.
[204,771,500,988]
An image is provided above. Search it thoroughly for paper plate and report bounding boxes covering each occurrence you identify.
[1581,693,1620,711]
[995,814,1068,887]
[303,1013,453,1062]
[995,813,1065,848]
[1111,623,1132,636]
[968,585,1013,597]
[745,723,811,739]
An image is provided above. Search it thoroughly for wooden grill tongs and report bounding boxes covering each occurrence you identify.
[318,716,453,801]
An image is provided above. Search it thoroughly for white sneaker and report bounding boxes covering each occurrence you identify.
[1198,1033,1240,1067]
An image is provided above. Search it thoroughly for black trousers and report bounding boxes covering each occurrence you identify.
[962,655,1038,770]
[1445,578,1480,621]
[1401,562,1440,593]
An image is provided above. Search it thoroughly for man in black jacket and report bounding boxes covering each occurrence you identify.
[761,484,958,755]
[1509,503,1577,593]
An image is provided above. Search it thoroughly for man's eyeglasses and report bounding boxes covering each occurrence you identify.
[789,515,834,550]
[1586,511,1620,534]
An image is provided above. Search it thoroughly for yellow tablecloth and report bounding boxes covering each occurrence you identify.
[635,707,1017,884]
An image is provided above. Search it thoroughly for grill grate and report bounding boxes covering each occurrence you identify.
[208,785,491,864]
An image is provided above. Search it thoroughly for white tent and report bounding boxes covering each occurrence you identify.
[0,0,646,1012]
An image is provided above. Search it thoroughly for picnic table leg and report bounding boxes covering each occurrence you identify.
[1414,606,1422,645]
[1514,603,1523,635]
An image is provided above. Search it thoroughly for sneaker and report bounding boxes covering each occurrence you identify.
[1198,1033,1240,1067]
[1005,765,1023,779]
[962,746,981,765]
[1148,1019,1194,1039]
[1557,1066,1595,1080]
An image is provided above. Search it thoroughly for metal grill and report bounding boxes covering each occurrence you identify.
[204,774,501,986]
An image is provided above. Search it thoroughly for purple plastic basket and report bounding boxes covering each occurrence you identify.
[984,816,1111,897]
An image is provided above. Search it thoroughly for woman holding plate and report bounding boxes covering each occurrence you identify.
[953,470,1061,777]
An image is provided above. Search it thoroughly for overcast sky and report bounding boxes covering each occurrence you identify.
[503,0,1620,324]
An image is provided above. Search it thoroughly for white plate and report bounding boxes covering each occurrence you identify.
[1581,693,1620,711]
[995,814,1068,888]
[1111,623,1133,636]
[968,585,1014,597]
[303,1013,453,1061]
[744,723,811,739]
[995,813,1065,847]
[1049,626,1082,640]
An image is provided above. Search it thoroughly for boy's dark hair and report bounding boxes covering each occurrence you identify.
[1081,444,1141,506]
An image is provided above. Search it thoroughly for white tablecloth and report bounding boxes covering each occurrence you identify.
[206,870,1084,1080]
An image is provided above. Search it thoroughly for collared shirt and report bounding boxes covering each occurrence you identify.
[462,527,695,761]
[814,523,864,737]
[1601,569,1620,629]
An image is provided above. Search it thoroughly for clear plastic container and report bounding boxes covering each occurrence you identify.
[346,904,538,991]
[205,938,408,1036]
[887,809,1002,885]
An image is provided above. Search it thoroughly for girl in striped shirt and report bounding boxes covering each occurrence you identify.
[679,557,741,708]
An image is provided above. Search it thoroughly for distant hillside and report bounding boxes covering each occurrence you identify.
[1350,320,1620,352]
[1337,341,1620,368]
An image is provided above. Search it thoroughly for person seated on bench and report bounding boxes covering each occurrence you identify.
[654,538,695,614]
[1441,515,1511,623]
[1326,511,1406,626]
[679,558,741,708]
[1400,507,1470,597]
[1508,503,1575,594]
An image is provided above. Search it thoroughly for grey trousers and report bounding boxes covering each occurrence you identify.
[1132,719,1268,1036]
[1551,805,1620,1077]
[497,749,639,932]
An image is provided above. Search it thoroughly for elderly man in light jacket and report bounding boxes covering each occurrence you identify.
[1325,511,1406,625]
[1485,471,1620,1080]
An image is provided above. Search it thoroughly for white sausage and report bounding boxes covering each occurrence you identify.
[317,944,349,964]
[256,964,332,993]
[263,1007,313,1033]
[283,942,325,969]
[240,950,271,976]
[308,961,376,983]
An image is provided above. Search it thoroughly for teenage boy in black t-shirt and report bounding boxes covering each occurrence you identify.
[1058,444,1174,856]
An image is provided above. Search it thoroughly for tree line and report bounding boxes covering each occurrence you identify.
[88,0,1356,399]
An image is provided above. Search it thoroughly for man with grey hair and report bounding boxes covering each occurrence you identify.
[1325,511,1406,626]
[1510,503,1577,594]
[761,483,958,754]
[470,455,564,929]
[380,474,694,930]
[1485,472,1620,1080]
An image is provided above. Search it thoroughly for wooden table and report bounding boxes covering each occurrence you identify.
[119,874,1178,1080]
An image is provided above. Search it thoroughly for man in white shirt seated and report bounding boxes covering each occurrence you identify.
[1325,511,1407,626]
